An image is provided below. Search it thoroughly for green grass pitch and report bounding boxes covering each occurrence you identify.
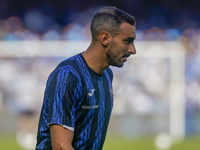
[103,136,200,150]
[0,136,200,150]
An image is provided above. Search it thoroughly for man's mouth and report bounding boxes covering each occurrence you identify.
[122,54,130,60]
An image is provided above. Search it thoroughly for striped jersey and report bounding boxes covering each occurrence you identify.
[36,53,113,150]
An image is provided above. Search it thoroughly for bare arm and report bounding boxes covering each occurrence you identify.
[50,124,74,150]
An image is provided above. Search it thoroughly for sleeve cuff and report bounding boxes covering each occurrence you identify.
[47,123,74,132]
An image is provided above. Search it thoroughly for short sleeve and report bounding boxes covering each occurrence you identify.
[46,68,82,129]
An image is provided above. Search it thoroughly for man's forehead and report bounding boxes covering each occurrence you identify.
[119,22,136,38]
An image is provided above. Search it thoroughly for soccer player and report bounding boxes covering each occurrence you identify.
[36,6,136,150]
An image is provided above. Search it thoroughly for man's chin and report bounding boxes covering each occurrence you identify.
[111,63,124,68]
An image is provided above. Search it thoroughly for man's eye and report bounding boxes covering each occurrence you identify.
[125,40,131,44]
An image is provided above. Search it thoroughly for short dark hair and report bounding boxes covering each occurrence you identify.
[90,6,136,41]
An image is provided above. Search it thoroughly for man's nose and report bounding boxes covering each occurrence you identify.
[128,43,136,54]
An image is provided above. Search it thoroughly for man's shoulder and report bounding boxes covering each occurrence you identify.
[48,53,84,80]
[57,53,82,69]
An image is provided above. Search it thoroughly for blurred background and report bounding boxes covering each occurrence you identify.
[0,0,200,150]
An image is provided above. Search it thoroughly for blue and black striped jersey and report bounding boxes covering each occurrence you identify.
[36,53,113,150]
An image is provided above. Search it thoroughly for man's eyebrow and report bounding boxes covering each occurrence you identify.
[125,37,135,40]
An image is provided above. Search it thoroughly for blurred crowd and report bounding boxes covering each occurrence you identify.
[0,0,200,41]
[0,12,199,41]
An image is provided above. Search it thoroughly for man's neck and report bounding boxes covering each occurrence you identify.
[82,44,109,74]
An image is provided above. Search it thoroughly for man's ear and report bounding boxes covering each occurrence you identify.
[99,31,111,47]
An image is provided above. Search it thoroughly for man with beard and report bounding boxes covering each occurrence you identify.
[36,6,136,150]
